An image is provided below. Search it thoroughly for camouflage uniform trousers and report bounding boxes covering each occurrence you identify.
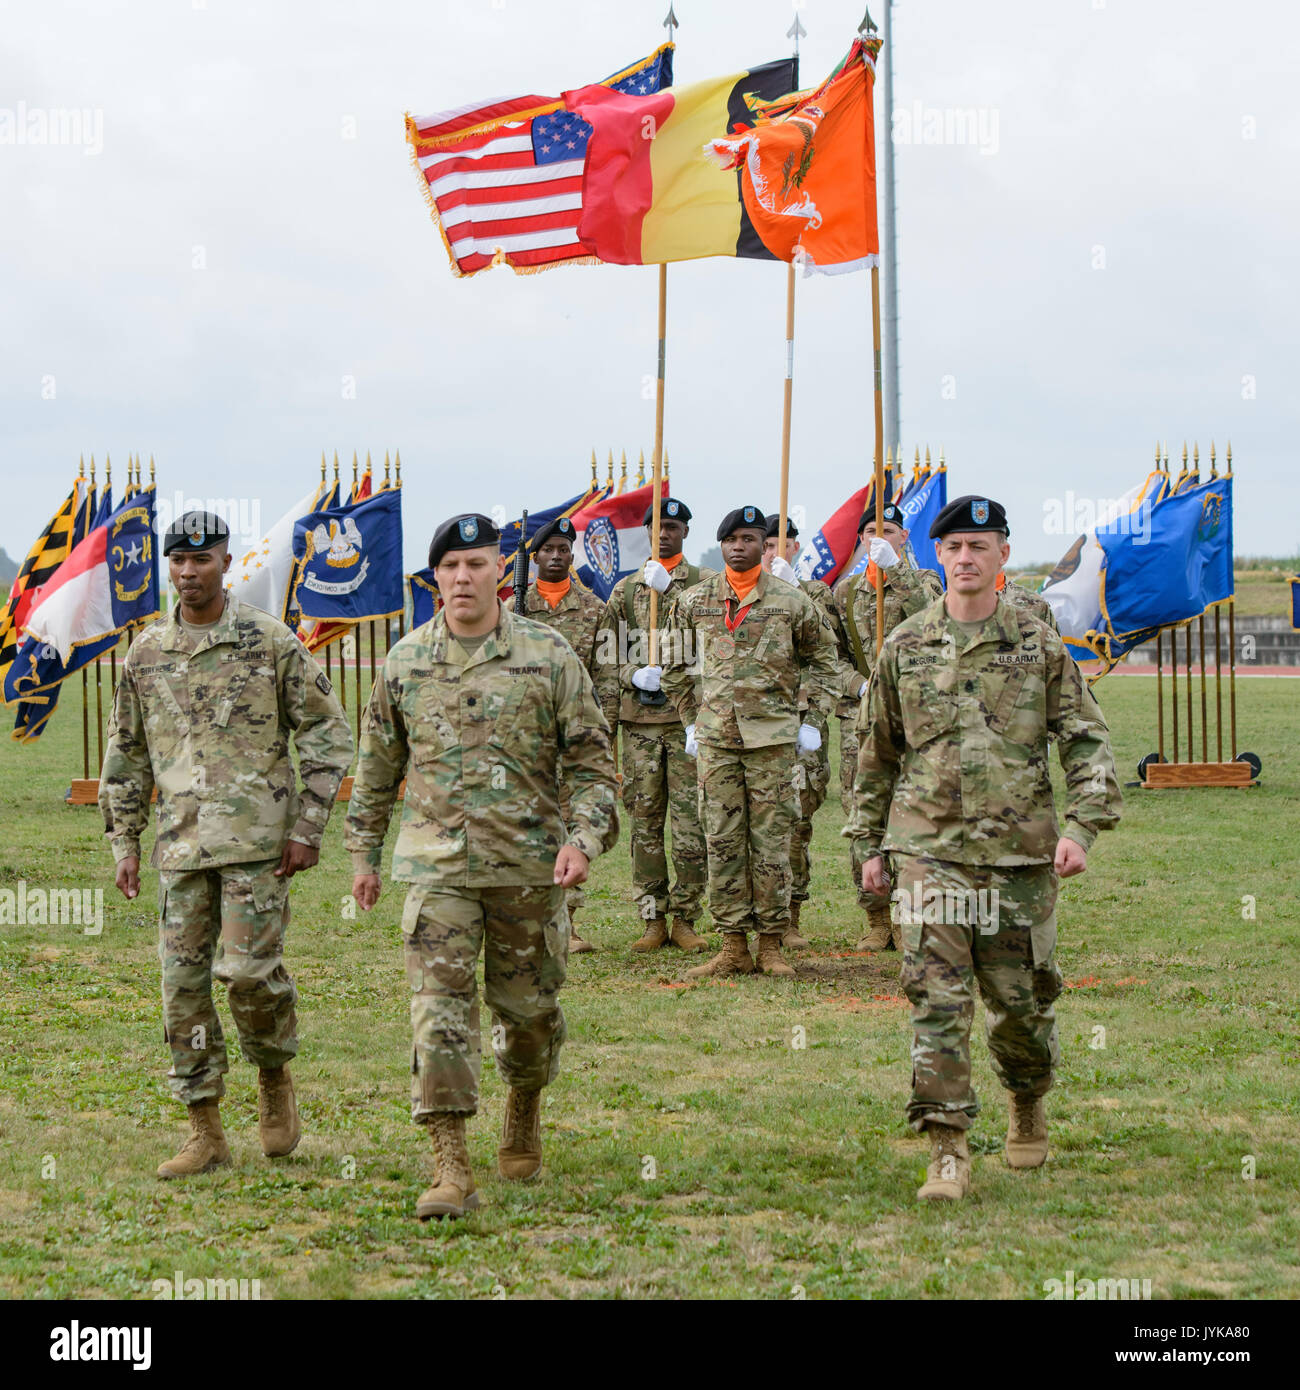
[839,717,876,908]
[157,858,297,1105]
[789,710,831,904]
[697,741,799,937]
[889,854,1064,1132]
[620,723,707,922]
[401,884,567,1120]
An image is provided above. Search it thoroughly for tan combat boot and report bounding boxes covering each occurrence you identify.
[783,902,811,951]
[855,904,892,952]
[684,932,755,979]
[1005,1093,1049,1168]
[416,1114,479,1220]
[917,1124,971,1201]
[157,1098,232,1180]
[669,917,708,952]
[257,1065,301,1157]
[630,917,670,952]
[568,911,595,953]
[498,1086,543,1181]
[754,932,796,977]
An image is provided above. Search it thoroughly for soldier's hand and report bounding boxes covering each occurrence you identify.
[275,839,319,878]
[553,845,590,888]
[769,556,798,585]
[862,855,889,896]
[1055,837,1088,878]
[643,559,671,593]
[868,536,900,569]
[352,873,382,910]
[115,856,140,900]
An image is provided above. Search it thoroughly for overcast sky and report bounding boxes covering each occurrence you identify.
[2,0,1296,570]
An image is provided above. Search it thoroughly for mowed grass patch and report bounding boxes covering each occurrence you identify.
[0,675,1296,1299]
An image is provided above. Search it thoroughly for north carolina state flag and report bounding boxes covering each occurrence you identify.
[707,38,881,274]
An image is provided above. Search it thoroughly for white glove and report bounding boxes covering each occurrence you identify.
[643,559,671,593]
[684,724,699,758]
[797,723,822,753]
[769,556,798,585]
[868,536,900,569]
[632,665,662,692]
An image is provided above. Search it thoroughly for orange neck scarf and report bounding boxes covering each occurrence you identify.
[659,552,684,572]
[995,572,1007,592]
[725,564,761,602]
[536,577,570,609]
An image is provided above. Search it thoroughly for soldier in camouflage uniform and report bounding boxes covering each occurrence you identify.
[849,495,1121,1202]
[762,514,856,949]
[998,573,1061,633]
[595,497,713,953]
[346,514,617,1221]
[101,511,353,1180]
[834,503,944,950]
[520,514,610,953]
[661,505,839,980]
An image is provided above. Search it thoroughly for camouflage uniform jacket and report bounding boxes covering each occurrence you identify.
[663,568,839,749]
[849,596,1121,867]
[523,579,606,676]
[834,556,945,717]
[598,560,717,730]
[1000,577,1061,634]
[99,595,353,870]
[345,605,618,886]
[798,577,857,715]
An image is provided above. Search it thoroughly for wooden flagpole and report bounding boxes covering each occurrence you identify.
[777,19,804,561]
[647,262,667,668]
[862,9,887,651]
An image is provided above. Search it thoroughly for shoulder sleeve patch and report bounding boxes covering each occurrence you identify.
[316,673,333,696]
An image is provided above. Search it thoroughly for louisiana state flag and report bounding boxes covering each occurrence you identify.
[564,57,798,265]
[292,487,404,622]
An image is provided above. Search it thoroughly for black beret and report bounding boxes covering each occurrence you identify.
[644,497,691,526]
[530,515,577,550]
[428,512,501,569]
[162,510,229,556]
[929,495,1009,540]
[764,513,798,540]
[858,503,904,532]
[716,504,767,542]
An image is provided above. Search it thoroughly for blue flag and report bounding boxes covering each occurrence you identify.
[408,568,439,629]
[293,488,404,622]
[840,469,947,585]
[1096,475,1233,640]
[1291,575,1300,632]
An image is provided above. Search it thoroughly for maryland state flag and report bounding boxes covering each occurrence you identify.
[706,38,882,274]
[0,479,85,689]
[564,57,798,265]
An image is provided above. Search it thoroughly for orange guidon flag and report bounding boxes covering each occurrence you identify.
[706,37,882,274]
[563,58,797,266]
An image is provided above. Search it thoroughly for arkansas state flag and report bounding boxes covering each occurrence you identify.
[572,480,668,600]
[792,484,870,587]
[706,38,881,274]
[564,57,798,265]
[20,488,160,663]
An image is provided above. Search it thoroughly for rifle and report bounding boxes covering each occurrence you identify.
[513,509,529,615]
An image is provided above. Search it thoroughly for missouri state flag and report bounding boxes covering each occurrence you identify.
[706,38,882,274]
[563,57,798,265]
[572,479,668,601]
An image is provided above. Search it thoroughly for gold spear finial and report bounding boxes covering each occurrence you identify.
[320,450,327,481]
[606,449,614,487]
[89,454,96,484]
[149,454,155,484]
[664,451,670,480]
[79,453,86,478]
[637,448,646,486]
[1182,441,1188,465]
[1225,440,1232,473]
[620,448,628,484]
[332,450,340,482]
[590,448,598,489]
[384,449,391,487]
[1155,441,1161,468]
[939,447,946,469]
[352,450,359,487]
[1209,440,1217,476]
[1193,441,1199,466]
[365,449,372,480]
[394,449,402,486]
[104,453,111,484]
[913,444,921,475]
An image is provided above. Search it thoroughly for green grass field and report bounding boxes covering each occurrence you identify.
[1,673,1297,1300]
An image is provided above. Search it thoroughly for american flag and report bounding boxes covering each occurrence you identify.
[407,45,673,278]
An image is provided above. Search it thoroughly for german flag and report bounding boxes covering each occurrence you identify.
[0,481,83,687]
[564,57,798,266]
